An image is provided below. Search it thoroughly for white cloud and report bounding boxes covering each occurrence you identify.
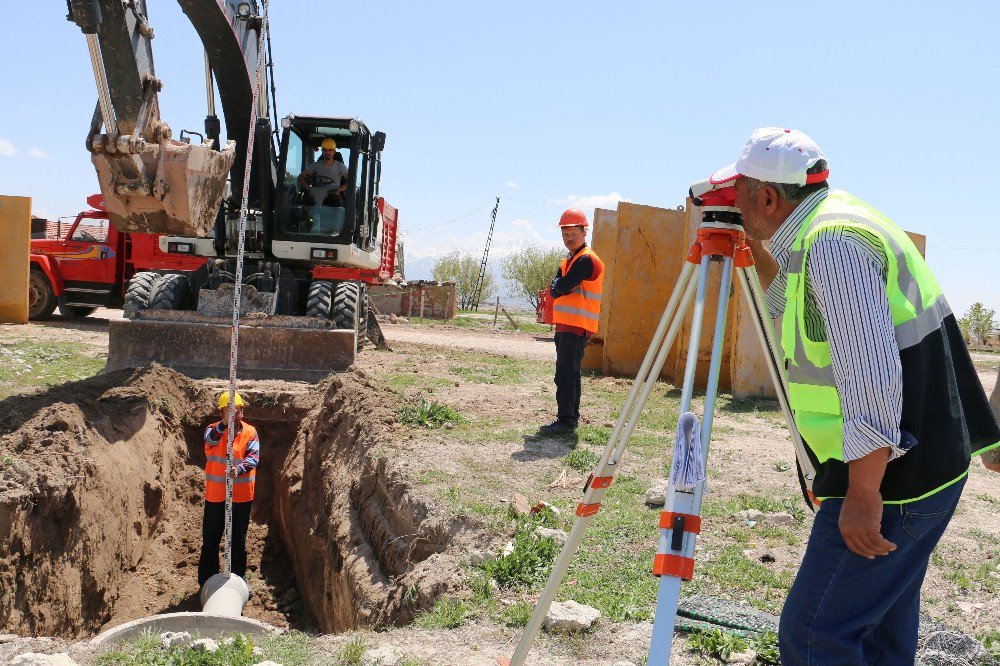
[505,180,518,188]
[28,147,48,159]
[550,192,629,211]
[0,139,16,156]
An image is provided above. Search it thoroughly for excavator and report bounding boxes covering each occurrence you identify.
[65,0,398,380]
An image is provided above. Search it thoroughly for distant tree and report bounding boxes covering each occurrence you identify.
[501,246,566,309]
[431,250,496,310]
[958,302,996,346]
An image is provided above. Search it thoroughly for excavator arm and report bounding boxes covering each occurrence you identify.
[66,0,269,238]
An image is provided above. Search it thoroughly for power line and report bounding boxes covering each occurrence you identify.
[405,203,491,232]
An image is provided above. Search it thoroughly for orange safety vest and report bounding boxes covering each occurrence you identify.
[552,246,604,333]
[204,421,257,503]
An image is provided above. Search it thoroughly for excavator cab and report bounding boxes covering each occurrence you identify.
[271,115,386,265]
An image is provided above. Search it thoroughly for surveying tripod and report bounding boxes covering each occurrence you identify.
[502,181,818,665]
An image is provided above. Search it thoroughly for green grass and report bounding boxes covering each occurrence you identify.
[558,474,659,622]
[0,340,105,399]
[414,597,468,629]
[399,397,464,427]
[481,520,559,589]
[450,357,525,384]
[499,601,534,627]
[336,635,366,665]
[96,631,313,666]
[385,373,452,392]
[693,545,795,612]
[564,448,599,472]
[979,629,1000,660]
[702,493,806,523]
[687,627,750,661]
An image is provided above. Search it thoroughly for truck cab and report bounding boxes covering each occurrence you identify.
[29,195,122,319]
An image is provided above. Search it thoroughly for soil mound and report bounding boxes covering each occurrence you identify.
[0,366,469,637]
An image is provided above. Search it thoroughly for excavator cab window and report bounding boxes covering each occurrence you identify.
[277,128,356,239]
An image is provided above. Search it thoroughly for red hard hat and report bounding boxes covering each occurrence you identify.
[558,208,588,228]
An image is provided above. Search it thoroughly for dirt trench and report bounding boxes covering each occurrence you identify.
[0,366,468,638]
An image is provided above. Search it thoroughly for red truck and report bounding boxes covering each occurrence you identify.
[28,194,206,320]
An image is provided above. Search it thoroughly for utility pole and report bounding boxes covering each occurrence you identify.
[471,197,499,311]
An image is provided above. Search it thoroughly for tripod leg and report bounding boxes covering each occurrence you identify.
[647,255,733,664]
[506,262,699,666]
[734,265,816,490]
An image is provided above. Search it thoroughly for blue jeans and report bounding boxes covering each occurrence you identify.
[779,476,965,665]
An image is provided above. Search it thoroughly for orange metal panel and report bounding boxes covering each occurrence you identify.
[0,196,31,324]
[582,207,618,371]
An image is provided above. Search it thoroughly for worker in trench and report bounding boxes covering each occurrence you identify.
[538,208,604,436]
[707,127,1000,663]
[198,391,260,588]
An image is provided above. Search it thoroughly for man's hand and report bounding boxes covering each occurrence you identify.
[839,488,896,558]
[842,447,895,558]
[228,467,239,479]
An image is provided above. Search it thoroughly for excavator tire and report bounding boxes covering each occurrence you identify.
[357,284,369,350]
[331,282,360,332]
[28,269,57,321]
[148,273,192,310]
[124,272,160,316]
[306,280,334,318]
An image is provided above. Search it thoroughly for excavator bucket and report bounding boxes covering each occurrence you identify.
[105,312,357,382]
[93,139,236,236]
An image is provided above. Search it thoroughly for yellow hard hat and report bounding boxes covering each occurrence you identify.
[217,391,246,410]
[321,138,337,150]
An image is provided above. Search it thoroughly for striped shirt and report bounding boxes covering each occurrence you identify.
[765,189,908,462]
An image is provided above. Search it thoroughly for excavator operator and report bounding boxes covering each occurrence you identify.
[297,137,348,208]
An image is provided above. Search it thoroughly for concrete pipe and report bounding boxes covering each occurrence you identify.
[200,573,250,617]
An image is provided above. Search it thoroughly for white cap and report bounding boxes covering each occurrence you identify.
[710,127,829,186]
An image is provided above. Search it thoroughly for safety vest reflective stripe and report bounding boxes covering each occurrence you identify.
[206,455,247,465]
[553,304,600,321]
[552,247,604,333]
[780,190,946,465]
[206,474,255,484]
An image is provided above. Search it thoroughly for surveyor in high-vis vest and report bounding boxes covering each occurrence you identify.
[198,391,261,587]
[538,208,605,436]
[708,127,1000,663]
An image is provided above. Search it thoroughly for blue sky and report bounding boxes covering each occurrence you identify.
[2,1,998,314]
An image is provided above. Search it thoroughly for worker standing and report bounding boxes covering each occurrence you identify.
[198,391,260,588]
[708,127,1000,663]
[539,208,604,436]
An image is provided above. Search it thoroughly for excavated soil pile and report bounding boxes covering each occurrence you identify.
[0,366,469,638]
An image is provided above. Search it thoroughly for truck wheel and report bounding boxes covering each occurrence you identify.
[331,281,360,331]
[124,272,160,317]
[148,273,192,310]
[306,280,334,318]
[28,270,57,321]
